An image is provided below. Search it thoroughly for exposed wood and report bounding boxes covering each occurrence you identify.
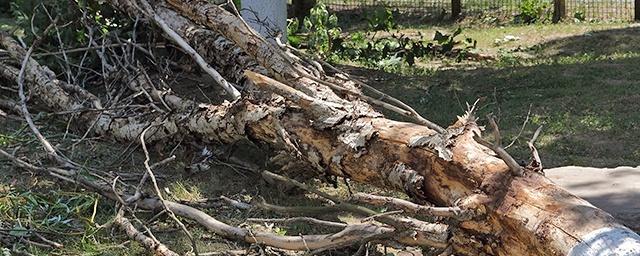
[114,209,180,256]
[1,1,639,255]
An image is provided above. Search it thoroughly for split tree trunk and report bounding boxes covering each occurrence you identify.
[151,2,640,255]
[2,0,639,255]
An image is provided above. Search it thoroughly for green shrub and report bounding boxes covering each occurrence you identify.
[365,6,396,31]
[516,0,551,23]
[301,3,341,57]
[288,3,477,69]
[573,8,587,22]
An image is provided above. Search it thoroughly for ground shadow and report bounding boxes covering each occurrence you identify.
[547,166,640,231]
[535,26,640,57]
[338,26,640,167]
[328,7,455,32]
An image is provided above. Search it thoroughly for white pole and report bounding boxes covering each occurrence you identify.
[240,0,288,42]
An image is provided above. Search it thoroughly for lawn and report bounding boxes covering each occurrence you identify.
[340,22,640,167]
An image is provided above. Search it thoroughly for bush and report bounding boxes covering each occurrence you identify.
[301,3,341,57]
[516,0,551,23]
[365,6,396,31]
[573,8,587,22]
[289,3,477,69]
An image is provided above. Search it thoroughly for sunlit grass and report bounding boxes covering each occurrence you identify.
[168,181,204,202]
[339,22,640,167]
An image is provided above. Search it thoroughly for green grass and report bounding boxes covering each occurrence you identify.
[340,22,640,167]
[0,118,368,255]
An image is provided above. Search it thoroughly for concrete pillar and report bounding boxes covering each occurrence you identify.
[241,0,288,41]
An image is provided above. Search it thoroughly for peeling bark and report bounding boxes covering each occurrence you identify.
[2,1,639,255]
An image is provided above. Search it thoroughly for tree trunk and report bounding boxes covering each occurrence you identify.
[553,0,566,23]
[636,0,640,21]
[2,0,640,255]
[451,0,462,19]
[122,1,640,254]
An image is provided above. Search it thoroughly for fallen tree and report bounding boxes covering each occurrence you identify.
[0,0,639,255]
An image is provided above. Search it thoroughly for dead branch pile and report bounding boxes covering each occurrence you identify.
[0,0,639,255]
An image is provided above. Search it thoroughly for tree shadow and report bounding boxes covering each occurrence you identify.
[534,26,640,57]
[328,7,455,32]
[546,166,640,231]
[337,26,640,168]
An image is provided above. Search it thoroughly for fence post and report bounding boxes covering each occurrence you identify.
[451,0,462,18]
[636,0,640,20]
[553,0,566,22]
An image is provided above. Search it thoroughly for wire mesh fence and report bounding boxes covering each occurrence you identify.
[319,0,636,21]
[566,0,634,20]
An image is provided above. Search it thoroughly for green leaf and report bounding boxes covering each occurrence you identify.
[328,14,338,27]
[433,31,447,43]
[303,17,313,31]
[9,224,28,238]
[452,27,462,37]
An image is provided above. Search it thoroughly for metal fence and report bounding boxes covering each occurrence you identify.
[320,0,636,21]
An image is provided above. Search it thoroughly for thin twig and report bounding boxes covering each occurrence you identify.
[473,115,523,176]
[262,170,340,203]
[505,104,532,149]
[114,208,179,256]
[297,72,445,133]
[352,193,468,219]
[287,44,445,132]
[246,217,347,229]
[138,0,240,99]
[15,17,71,168]
[140,126,199,256]
[361,210,404,222]
[526,126,544,174]
[30,43,162,57]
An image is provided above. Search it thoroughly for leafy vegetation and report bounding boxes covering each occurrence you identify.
[289,4,477,69]
[0,188,134,255]
[516,0,551,23]
[365,6,397,31]
[5,0,131,74]
[0,190,97,234]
